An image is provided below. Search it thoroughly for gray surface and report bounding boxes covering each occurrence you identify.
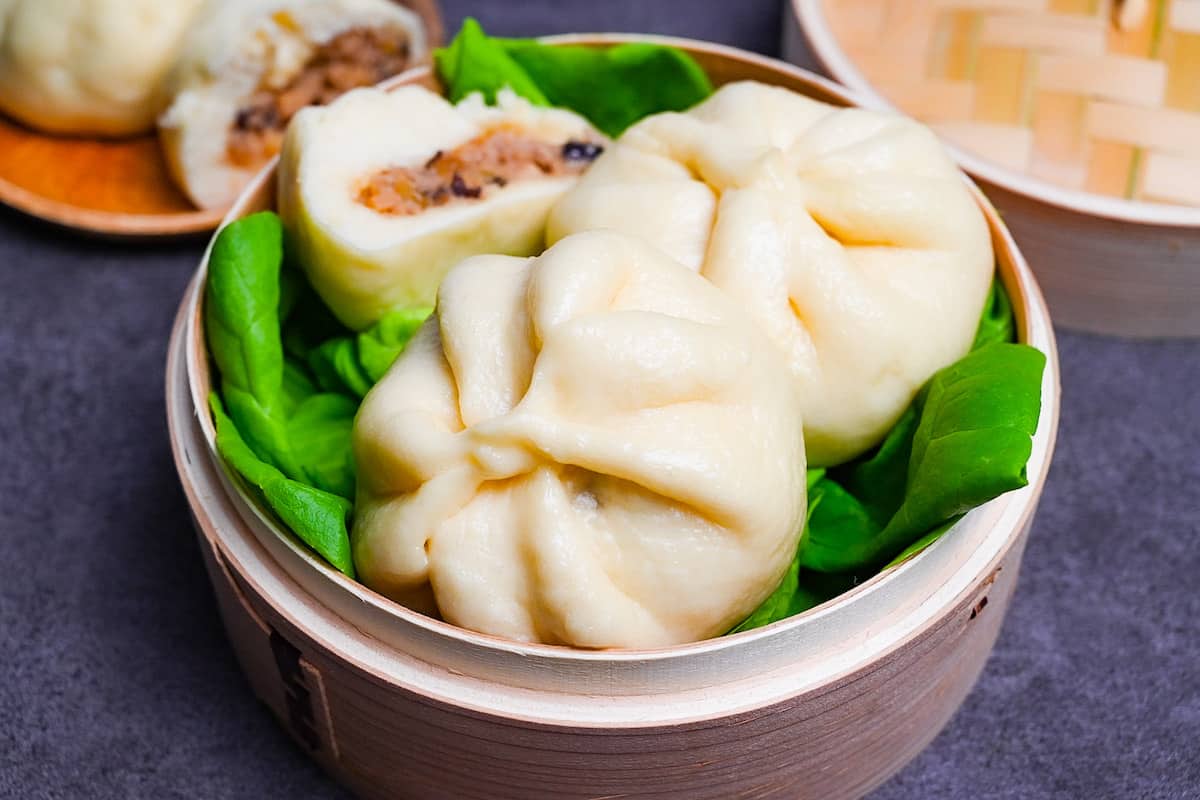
[0,1,1197,798]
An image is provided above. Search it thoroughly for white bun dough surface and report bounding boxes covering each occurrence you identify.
[353,231,808,649]
[278,86,603,330]
[549,81,994,466]
[0,0,204,136]
[159,0,428,210]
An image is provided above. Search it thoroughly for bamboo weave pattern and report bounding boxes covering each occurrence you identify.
[822,0,1200,206]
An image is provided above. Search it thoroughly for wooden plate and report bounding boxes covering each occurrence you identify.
[0,0,443,239]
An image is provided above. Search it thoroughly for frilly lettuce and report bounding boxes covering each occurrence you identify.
[204,213,426,576]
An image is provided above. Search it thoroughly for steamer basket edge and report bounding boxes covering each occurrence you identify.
[165,37,1062,799]
[178,35,1061,693]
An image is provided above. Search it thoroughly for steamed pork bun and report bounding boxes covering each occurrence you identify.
[159,0,428,210]
[0,0,204,136]
[549,81,994,466]
[353,231,807,648]
[278,85,605,329]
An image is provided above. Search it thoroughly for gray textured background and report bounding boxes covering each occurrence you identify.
[1,1,1198,798]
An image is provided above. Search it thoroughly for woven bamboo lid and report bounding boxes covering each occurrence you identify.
[810,0,1199,208]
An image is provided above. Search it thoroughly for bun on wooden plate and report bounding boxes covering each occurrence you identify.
[158,0,428,210]
[0,0,204,136]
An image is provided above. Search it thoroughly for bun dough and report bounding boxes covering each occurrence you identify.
[353,231,807,648]
[159,0,428,210]
[0,0,204,136]
[278,86,602,330]
[549,81,994,466]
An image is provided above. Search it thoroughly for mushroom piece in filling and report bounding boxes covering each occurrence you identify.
[356,127,606,216]
[228,26,411,167]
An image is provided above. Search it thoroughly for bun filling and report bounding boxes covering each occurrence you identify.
[228,26,411,167]
[356,126,604,216]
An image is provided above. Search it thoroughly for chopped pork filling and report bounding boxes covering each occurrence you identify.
[356,127,605,216]
[228,26,411,168]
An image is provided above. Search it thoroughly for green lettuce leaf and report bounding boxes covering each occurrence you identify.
[435,18,714,136]
[206,212,428,570]
[357,306,431,383]
[206,213,361,498]
[305,306,432,399]
[281,358,318,415]
[210,394,355,578]
[973,278,1015,350]
[838,404,920,527]
[800,342,1045,573]
[281,270,350,362]
[287,393,358,500]
[205,212,301,476]
[733,279,1044,630]
[884,518,960,570]
[436,18,550,105]
[730,470,826,633]
[308,337,374,399]
[502,41,714,137]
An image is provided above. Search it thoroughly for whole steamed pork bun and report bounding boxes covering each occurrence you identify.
[278,85,606,330]
[159,0,428,210]
[353,231,808,648]
[549,81,995,466]
[0,0,204,136]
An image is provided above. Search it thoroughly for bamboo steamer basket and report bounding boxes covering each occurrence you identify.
[785,0,1200,338]
[166,36,1061,800]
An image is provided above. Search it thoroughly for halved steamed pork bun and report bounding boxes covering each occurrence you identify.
[159,0,428,210]
[353,231,807,648]
[278,86,605,329]
[549,81,994,466]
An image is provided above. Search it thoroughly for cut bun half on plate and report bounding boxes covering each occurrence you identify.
[159,0,429,210]
[0,0,205,137]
